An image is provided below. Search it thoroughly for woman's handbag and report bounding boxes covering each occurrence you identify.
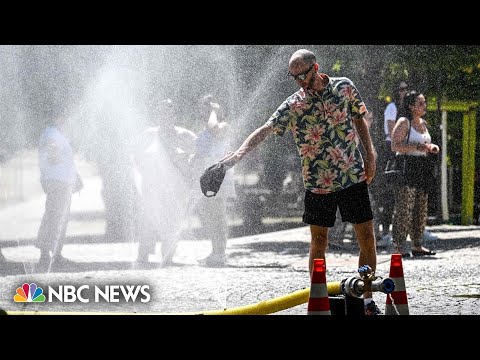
[384,120,411,185]
[384,155,408,185]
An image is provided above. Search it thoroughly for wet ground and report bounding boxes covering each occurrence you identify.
[1,223,479,315]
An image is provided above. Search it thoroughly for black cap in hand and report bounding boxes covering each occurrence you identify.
[200,162,227,197]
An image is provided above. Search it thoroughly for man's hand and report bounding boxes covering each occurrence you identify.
[427,143,440,154]
[219,151,238,169]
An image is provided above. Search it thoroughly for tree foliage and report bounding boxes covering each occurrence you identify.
[384,45,480,101]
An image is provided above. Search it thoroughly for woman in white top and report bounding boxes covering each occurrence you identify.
[390,90,440,257]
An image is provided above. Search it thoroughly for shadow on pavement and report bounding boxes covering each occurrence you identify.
[231,241,309,256]
[425,236,480,251]
[231,239,362,255]
[2,225,479,276]
[0,259,142,276]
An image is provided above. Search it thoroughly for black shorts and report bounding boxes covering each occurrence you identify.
[302,181,373,227]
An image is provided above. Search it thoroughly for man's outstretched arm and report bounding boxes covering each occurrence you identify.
[220,123,274,168]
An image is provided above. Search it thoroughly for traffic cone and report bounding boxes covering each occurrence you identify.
[385,254,409,315]
[307,258,331,315]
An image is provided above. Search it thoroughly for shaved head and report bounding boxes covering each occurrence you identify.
[289,49,316,67]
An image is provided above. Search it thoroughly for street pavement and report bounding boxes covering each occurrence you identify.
[1,170,479,316]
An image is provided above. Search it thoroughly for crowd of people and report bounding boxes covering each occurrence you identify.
[36,94,238,270]
[34,48,444,315]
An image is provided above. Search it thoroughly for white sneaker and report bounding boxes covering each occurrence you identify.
[423,230,438,241]
[377,234,393,247]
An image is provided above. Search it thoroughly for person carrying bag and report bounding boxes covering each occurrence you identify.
[390,90,440,257]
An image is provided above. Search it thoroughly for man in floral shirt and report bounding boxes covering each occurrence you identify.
[219,49,380,314]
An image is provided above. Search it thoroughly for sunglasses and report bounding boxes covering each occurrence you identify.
[287,64,315,81]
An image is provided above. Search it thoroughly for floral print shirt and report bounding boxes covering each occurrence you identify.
[266,76,368,194]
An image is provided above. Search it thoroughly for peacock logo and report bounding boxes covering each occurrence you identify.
[13,283,46,302]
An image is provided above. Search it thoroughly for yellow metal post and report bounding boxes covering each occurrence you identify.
[428,99,478,224]
[440,111,449,221]
[462,110,476,225]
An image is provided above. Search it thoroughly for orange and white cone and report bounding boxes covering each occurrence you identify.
[307,258,331,315]
[385,254,409,315]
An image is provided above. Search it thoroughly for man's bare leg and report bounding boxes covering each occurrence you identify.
[309,225,329,277]
[352,219,377,299]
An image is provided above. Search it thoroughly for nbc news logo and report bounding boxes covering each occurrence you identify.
[14,282,150,303]
[14,283,46,302]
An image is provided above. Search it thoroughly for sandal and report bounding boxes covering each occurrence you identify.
[411,249,436,257]
[393,246,411,258]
